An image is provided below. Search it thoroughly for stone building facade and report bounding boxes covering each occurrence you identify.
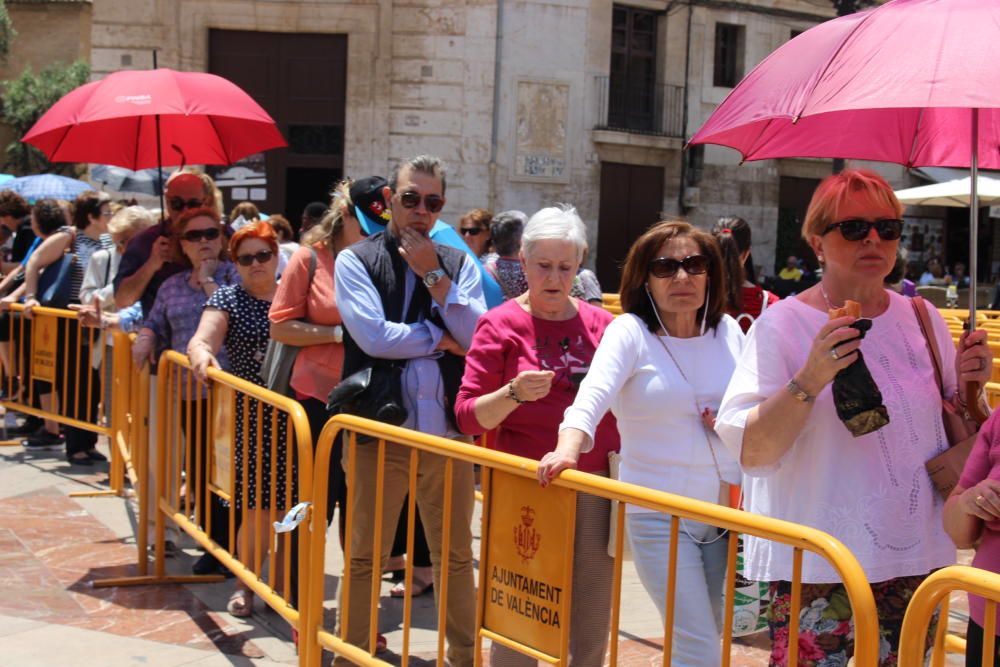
[9,0,941,286]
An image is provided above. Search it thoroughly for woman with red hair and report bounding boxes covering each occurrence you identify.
[188,220,285,619]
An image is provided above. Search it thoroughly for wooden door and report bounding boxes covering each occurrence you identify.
[596,162,665,291]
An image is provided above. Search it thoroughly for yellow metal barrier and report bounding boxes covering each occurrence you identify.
[101,350,315,634]
[899,565,1000,666]
[0,304,111,436]
[305,414,881,667]
[601,292,622,316]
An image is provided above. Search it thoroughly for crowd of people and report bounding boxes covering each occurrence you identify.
[3,158,1000,666]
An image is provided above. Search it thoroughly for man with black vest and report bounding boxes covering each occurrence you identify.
[333,155,484,666]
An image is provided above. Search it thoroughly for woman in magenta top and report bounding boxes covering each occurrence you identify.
[456,205,619,667]
[944,413,1000,665]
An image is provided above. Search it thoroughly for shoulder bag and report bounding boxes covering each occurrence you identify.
[259,248,317,395]
[37,229,77,309]
[912,296,983,499]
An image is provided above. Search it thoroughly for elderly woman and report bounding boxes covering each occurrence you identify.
[485,210,528,299]
[21,191,114,465]
[188,221,283,618]
[76,205,156,418]
[458,208,493,261]
[457,205,620,667]
[538,220,743,666]
[716,169,992,666]
[132,206,239,574]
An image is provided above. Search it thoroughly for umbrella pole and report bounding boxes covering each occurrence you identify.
[153,50,166,229]
[970,107,980,325]
[967,108,988,424]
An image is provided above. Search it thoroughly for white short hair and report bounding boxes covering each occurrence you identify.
[521,204,588,262]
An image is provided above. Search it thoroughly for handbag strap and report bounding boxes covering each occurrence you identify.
[911,296,946,398]
[307,247,317,284]
[650,332,725,485]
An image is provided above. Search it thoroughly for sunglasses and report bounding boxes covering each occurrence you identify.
[179,227,221,243]
[648,254,710,279]
[460,227,483,236]
[235,250,275,267]
[397,191,445,214]
[823,218,903,242]
[168,197,205,212]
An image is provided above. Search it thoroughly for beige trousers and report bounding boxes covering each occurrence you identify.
[334,438,477,667]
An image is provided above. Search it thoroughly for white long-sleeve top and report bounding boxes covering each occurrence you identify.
[715,292,957,583]
[560,313,744,510]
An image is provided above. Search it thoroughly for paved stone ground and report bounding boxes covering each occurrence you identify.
[0,430,971,666]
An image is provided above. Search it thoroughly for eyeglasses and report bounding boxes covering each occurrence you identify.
[235,250,275,266]
[823,218,903,242]
[179,227,221,243]
[168,197,205,212]
[460,227,483,236]
[648,254,710,279]
[397,191,445,214]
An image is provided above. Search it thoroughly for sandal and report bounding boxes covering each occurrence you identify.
[227,588,254,618]
[389,578,433,598]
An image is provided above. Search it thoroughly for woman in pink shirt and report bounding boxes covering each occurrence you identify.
[456,205,620,667]
[269,181,364,534]
[944,413,1000,665]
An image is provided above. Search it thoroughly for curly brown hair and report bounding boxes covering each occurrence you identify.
[0,190,29,221]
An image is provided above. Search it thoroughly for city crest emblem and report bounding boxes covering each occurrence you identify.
[513,505,541,563]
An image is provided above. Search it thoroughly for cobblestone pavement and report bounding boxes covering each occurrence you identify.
[0,434,970,666]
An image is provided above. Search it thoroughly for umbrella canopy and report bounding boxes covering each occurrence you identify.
[894,176,1000,207]
[22,68,286,170]
[5,174,93,201]
[689,0,1000,168]
[91,164,172,196]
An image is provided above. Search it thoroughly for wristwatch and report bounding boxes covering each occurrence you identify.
[423,268,445,288]
[786,378,815,403]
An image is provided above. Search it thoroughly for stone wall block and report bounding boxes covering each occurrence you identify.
[389,109,464,135]
[392,7,465,36]
[391,82,466,111]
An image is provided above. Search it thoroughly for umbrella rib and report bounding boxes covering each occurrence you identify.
[204,114,232,164]
[132,116,143,170]
[792,5,886,120]
[906,107,926,168]
[44,125,75,165]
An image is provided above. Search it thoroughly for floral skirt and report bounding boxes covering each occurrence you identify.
[767,573,937,666]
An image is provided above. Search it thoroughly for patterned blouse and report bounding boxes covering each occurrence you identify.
[144,262,240,368]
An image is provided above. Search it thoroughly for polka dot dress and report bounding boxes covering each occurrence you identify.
[207,285,293,510]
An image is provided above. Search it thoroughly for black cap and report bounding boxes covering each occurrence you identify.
[349,176,391,235]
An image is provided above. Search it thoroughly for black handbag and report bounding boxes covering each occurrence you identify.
[37,252,76,308]
[327,362,407,426]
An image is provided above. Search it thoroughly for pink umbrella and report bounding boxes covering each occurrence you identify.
[689,0,1000,321]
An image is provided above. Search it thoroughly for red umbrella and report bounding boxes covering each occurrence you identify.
[689,0,998,419]
[22,67,286,170]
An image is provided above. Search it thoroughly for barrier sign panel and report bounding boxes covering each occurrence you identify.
[482,469,576,658]
[31,314,57,383]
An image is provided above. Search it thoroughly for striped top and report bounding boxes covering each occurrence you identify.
[68,228,113,304]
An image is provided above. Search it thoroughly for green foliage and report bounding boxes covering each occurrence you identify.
[0,1,14,61]
[2,60,89,175]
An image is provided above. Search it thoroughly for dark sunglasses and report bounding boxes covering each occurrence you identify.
[823,218,903,242]
[460,227,483,236]
[235,250,275,267]
[648,254,710,279]
[397,191,445,214]
[179,227,221,243]
[168,197,205,212]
